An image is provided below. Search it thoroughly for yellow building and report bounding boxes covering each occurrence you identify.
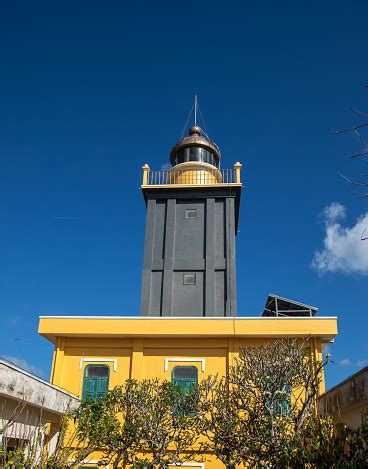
[38,316,337,468]
[38,108,338,468]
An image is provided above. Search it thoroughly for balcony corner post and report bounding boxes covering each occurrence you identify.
[234,162,242,183]
[142,164,150,186]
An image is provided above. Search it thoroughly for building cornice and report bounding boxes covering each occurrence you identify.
[38,316,338,344]
[39,315,337,320]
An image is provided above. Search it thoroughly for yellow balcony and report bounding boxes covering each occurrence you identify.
[141,162,243,188]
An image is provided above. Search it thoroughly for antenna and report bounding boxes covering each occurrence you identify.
[180,94,209,139]
[194,94,198,126]
[14,338,32,373]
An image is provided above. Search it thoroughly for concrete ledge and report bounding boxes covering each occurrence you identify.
[319,366,368,416]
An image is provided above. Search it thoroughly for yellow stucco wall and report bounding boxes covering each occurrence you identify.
[47,336,328,396]
[39,316,337,468]
[39,317,337,394]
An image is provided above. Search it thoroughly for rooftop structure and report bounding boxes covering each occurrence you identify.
[261,293,318,317]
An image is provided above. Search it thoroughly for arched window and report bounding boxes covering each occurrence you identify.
[82,364,110,400]
[171,366,198,393]
[171,366,198,416]
[275,385,291,416]
[266,385,291,416]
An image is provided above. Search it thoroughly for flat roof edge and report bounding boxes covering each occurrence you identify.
[39,316,338,320]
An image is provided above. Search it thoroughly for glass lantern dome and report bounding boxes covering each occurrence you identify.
[169,125,221,168]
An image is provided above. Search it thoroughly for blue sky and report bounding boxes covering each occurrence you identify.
[0,1,367,388]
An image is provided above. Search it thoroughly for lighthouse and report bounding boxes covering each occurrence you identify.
[140,105,242,317]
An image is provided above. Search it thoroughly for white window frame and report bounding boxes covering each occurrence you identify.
[79,357,117,372]
[164,358,205,372]
[73,459,109,468]
[168,464,204,469]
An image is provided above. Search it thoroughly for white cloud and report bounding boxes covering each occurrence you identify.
[339,358,368,368]
[312,202,368,274]
[320,202,346,223]
[2,355,45,378]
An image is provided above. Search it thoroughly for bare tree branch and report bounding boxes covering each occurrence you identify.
[349,150,368,159]
[333,121,368,135]
[334,100,368,209]
[351,107,368,119]
[352,128,368,148]
[338,172,368,187]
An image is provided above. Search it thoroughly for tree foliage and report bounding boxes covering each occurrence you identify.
[5,340,366,467]
[193,339,327,467]
[74,379,200,468]
[0,408,91,468]
[71,340,367,468]
[230,339,326,466]
[195,339,367,468]
[196,375,252,468]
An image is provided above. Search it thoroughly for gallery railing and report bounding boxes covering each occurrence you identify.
[141,163,242,186]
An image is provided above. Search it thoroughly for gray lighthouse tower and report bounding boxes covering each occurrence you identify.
[140,114,242,317]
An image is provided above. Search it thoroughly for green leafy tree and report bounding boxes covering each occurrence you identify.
[229,338,328,467]
[306,420,368,468]
[73,379,201,468]
[130,379,200,468]
[74,380,141,468]
[195,339,333,468]
[196,375,253,469]
[0,407,91,468]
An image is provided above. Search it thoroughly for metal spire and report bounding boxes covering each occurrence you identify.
[194,94,198,126]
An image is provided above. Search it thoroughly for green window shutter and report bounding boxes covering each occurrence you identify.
[82,365,110,400]
[266,385,291,416]
[82,377,97,400]
[171,366,198,393]
[95,376,109,398]
[172,377,197,393]
[171,366,198,416]
[277,385,291,416]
